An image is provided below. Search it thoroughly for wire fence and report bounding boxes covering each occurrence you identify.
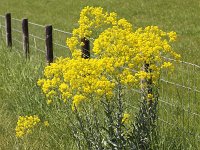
[0,14,200,140]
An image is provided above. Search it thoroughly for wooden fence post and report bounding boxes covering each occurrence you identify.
[81,37,90,59]
[5,13,12,48]
[144,63,153,104]
[141,63,153,105]
[22,18,29,59]
[45,25,53,64]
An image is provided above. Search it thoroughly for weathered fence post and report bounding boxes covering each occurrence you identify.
[45,25,53,64]
[22,18,29,59]
[81,37,90,59]
[5,13,12,48]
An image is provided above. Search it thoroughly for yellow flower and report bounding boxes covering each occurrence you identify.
[168,31,177,42]
[47,99,52,105]
[161,62,172,68]
[122,113,130,124]
[44,121,49,127]
[15,115,40,138]
[72,94,86,111]
[147,94,153,100]
[37,79,45,86]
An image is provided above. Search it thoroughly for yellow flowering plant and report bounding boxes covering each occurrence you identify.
[15,115,50,138]
[15,115,40,138]
[37,6,180,149]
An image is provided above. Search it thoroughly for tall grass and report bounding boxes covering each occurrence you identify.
[0,44,78,149]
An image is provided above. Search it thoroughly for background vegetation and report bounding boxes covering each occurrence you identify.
[0,0,200,149]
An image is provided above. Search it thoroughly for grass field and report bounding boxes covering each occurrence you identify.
[0,0,200,63]
[0,0,200,149]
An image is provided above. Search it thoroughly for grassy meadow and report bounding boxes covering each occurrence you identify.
[1,0,200,63]
[0,0,200,149]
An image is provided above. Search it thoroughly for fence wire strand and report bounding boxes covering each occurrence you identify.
[29,21,45,28]
[54,28,72,35]
[12,17,21,22]
[53,42,69,49]
[163,56,200,69]
[30,45,46,54]
[160,78,200,93]
[13,28,21,33]
[30,34,45,41]
[130,102,200,140]
[13,38,23,44]
[130,85,200,118]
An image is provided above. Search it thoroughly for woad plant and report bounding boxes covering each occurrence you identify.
[17,6,180,150]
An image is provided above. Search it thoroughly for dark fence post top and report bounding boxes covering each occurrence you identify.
[81,37,90,59]
[5,13,12,48]
[22,18,29,59]
[45,25,53,65]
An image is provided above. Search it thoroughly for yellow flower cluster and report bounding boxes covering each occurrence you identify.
[93,25,180,82]
[38,57,117,110]
[66,6,119,55]
[44,121,49,127]
[72,6,118,38]
[38,6,180,110]
[67,7,179,86]
[15,115,40,138]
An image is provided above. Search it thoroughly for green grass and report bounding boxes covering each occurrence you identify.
[0,0,200,63]
[0,0,200,149]
[0,44,79,149]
